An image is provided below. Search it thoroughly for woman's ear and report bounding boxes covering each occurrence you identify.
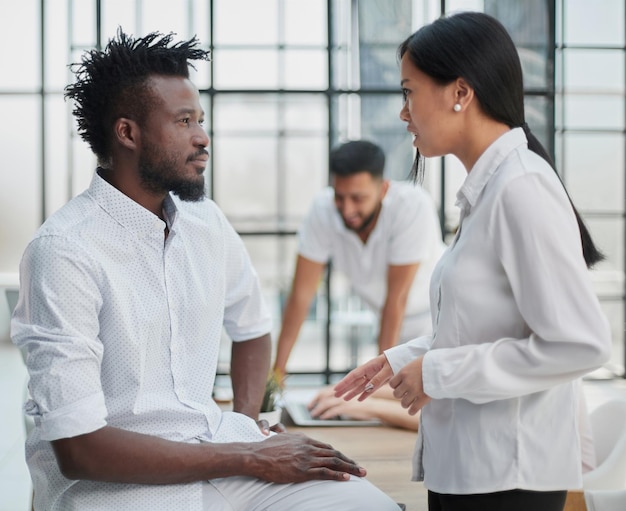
[453,77,474,110]
[113,118,140,151]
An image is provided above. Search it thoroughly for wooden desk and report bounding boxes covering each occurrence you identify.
[286,422,590,511]
[286,422,428,511]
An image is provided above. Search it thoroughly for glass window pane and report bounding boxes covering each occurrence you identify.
[45,95,71,216]
[216,93,327,133]
[518,47,549,89]
[45,0,71,91]
[0,97,42,271]
[283,49,328,89]
[358,0,412,44]
[284,0,326,45]
[283,137,328,227]
[564,49,624,93]
[564,0,625,47]
[71,136,97,198]
[71,0,96,47]
[524,95,551,152]
[283,94,327,132]
[359,45,403,89]
[560,132,624,213]
[486,0,551,89]
[329,273,377,372]
[214,0,278,45]
[214,49,279,89]
[240,235,288,292]
[286,317,328,373]
[214,94,279,133]
[140,0,190,36]
[102,0,136,37]
[283,265,329,374]
[332,93,363,143]
[446,0,484,13]
[564,95,624,130]
[214,136,278,228]
[191,0,211,45]
[331,46,357,90]
[0,0,40,91]
[360,94,413,181]
[330,0,352,48]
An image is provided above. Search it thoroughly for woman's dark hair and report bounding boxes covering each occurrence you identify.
[330,140,385,179]
[65,29,210,166]
[398,11,603,267]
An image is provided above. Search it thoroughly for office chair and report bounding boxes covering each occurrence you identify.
[583,398,626,491]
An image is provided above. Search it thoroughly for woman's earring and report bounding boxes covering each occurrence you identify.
[453,103,462,112]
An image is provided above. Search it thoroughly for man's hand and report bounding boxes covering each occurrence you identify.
[256,419,287,435]
[388,356,431,415]
[247,432,366,483]
[52,424,364,485]
[333,354,393,402]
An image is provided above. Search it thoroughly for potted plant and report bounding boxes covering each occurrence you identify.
[258,369,284,426]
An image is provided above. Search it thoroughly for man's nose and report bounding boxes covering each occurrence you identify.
[194,126,210,147]
[339,200,356,216]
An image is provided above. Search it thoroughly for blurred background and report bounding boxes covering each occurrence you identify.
[0,0,624,385]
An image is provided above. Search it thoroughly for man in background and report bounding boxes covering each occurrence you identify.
[273,140,445,378]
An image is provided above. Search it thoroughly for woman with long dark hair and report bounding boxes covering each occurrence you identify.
[335,12,611,511]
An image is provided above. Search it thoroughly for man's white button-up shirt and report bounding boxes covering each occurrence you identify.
[12,173,272,509]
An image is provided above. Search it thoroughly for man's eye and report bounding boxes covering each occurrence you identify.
[181,118,190,124]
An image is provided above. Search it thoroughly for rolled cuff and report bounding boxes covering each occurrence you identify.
[35,392,108,441]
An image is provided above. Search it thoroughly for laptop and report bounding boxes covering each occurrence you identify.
[281,388,382,427]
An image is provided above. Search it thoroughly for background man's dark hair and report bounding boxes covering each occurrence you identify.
[64,29,210,166]
[329,140,385,179]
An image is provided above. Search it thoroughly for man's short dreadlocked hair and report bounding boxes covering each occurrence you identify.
[64,28,210,164]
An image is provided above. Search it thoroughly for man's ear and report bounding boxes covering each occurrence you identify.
[380,178,390,199]
[113,117,140,151]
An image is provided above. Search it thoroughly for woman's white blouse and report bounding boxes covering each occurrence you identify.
[385,128,611,494]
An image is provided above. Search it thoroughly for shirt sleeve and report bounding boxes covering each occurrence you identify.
[422,172,611,403]
[297,191,332,264]
[388,187,441,266]
[384,334,433,373]
[219,213,273,342]
[11,235,108,440]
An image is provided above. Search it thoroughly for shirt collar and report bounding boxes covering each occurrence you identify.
[88,171,179,235]
[455,127,527,213]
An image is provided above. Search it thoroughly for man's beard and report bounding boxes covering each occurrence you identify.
[343,201,382,234]
[138,143,207,202]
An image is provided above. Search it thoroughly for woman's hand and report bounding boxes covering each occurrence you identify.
[389,355,431,415]
[333,354,393,402]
